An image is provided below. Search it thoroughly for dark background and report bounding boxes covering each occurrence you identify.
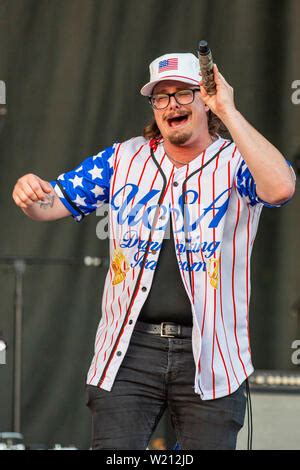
[0,0,299,449]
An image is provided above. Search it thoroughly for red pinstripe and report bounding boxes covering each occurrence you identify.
[211,160,218,397]
[98,147,149,374]
[113,144,149,344]
[129,152,152,281]
[219,254,240,387]
[197,151,207,374]
[110,286,115,328]
[215,153,240,387]
[90,144,146,384]
[104,320,119,361]
[216,333,231,393]
[88,268,113,384]
[171,172,191,295]
[99,150,172,387]
[245,206,251,355]
[88,330,108,385]
[200,142,228,353]
[135,152,167,264]
[210,142,227,398]
[119,142,149,243]
[110,143,122,250]
[97,269,112,349]
[103,284,120,361]
[250,208,256,245]
[101,270,116,366]
[152,74,199,84]
[184,164,196,302]
[232,181,248,377]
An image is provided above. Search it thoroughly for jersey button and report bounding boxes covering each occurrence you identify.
[141,286,147,292]
[117,351,122,357]
[129,320,133,325]
[173,181,179,187]
[151,249,157,255]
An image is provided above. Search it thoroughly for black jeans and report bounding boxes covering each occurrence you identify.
[85,326,247,450]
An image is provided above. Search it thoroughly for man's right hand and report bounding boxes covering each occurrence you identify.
[13,173,54,209]
[12,174,72,221]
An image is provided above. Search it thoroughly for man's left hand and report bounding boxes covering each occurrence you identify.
[199,64,236,119]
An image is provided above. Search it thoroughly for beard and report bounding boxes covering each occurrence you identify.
[168,129,192,145]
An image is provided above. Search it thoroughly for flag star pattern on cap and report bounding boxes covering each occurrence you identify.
[158,58,178,72]
[50,144,117,221]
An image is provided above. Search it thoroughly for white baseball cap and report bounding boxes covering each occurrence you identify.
[140,52,201,97]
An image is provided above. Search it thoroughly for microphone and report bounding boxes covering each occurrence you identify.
[0,105,7,135]
[0,80,7,135]
[197,40,217,95]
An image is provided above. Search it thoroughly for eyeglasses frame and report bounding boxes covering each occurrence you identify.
[148,87,201,110]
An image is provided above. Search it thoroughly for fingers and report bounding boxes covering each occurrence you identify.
[198,64,235,117]
[199,83,209,99]
[213,64,223,84]
[13,174,53,209]
[13,193,28,209]
[200,63,226,84]
[214,64,230,87]
[39,179,53,194]
[199,64,224,94]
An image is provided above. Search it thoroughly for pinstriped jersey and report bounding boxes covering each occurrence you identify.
[50,136,290,400]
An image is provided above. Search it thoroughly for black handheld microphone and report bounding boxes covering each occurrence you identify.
[0,80,7,135]
[197,40,216,95]
[0,105,7,135]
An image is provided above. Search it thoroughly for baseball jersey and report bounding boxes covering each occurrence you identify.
[50,136,292,400]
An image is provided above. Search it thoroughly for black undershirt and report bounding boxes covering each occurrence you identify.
[139,219,192,326]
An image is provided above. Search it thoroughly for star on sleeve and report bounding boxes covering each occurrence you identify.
[88,165,104,180]
[74,194,87,206]
[69,175,84,188]
[91,185,105,197]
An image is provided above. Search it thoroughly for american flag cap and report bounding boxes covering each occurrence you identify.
[140,53,201,96]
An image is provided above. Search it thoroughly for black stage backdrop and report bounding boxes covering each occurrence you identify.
[0,0,299,449]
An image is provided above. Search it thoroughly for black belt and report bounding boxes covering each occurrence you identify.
[135,321,192,338]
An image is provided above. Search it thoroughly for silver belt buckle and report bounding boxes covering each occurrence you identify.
[160,322,176,338]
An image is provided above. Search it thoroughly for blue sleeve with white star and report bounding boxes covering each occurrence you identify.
[235,158,295,208]
[50,144,117,221]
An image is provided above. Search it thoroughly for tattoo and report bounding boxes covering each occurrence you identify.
[38,194,55,209]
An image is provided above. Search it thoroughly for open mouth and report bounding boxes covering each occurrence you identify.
[167,113,190,128]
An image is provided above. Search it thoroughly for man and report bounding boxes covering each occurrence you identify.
[12,52,295,450]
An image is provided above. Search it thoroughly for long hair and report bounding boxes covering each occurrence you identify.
[143,110,229,141]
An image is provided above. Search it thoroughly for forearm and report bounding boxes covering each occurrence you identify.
[220,109,295,204]
[22,204,52,221]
